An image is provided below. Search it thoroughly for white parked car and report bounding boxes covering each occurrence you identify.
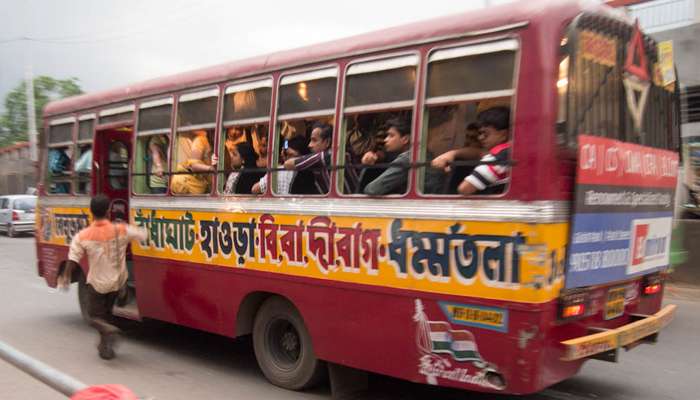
[0,195,37,237]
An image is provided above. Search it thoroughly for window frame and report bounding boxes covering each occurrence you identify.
[46,116,77,196]
[74,113,96,196]
[222,77,274,127]
[271,65,340,198]
[336,51,422,198]
[137,97,174,136]
[176,87,220,132]
[416,35,521,199]
[218,76,274,197]
[170,87,222,197]
[277,67,338,121]
[133,95,175,196]
[97,104,135,126]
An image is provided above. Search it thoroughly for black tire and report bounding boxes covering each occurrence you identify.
[77,271,91,324]
[252,297,325,390]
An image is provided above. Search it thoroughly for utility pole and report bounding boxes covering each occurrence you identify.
[25,65,38,162]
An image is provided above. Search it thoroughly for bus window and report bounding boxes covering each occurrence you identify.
[134,98,173,195]
[340,55,417,195]
[273,68,337,196]
[171,89,218,195]
[558,15,679,150]
[75,116,94,195]
[46,118,75,194]
[98,105,134,125]
[220,80,272,195]
[420,40,517,195]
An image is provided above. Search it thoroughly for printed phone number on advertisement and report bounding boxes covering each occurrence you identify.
[569,248,629,272]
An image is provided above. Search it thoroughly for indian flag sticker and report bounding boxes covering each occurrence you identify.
[428,321,483,362]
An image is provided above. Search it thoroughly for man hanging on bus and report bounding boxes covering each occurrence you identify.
[431,106,511,195]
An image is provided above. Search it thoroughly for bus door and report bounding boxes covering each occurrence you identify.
[93,127,132,222]
[93,126,138,314]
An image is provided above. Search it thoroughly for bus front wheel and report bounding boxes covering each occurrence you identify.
[252,296,325,390]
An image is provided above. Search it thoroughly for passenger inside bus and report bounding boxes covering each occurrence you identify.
[283,122,333,194]
[171,129,217,194]
[252,126,268,168]
[362,118,412,195]
[74,144,92,194]
[223,142,265,195]
[343,112,410,194]
[224,126,246,160]
[252,135,309,195]
[48,147,72,194]
[147,135,168,194]
[431,106,511,195]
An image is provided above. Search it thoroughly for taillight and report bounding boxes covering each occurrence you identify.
[12,211,19,221]
[559,291,588,320]
[643,275,662,296]
[644,284,661,295]
[562,303,586,318]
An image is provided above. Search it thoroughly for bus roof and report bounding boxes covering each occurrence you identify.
[43,0,620,118]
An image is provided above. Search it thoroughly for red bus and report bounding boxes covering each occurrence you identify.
[36,0,679,395]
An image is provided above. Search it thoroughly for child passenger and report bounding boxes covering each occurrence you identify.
[431,106,511,195]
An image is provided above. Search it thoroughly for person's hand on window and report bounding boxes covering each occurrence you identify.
[153,163,164,178]
[431,151,456,173]
[361,151,379,165]
[283,157,297,170]
[210,154,218,172]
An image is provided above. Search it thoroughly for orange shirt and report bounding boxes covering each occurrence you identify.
[68,219,147,294]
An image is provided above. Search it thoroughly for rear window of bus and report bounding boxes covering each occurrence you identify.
[418,39,518,196]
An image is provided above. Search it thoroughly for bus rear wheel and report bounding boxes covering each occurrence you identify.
[252,296,325,390]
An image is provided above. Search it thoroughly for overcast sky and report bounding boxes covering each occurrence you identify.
[0,0,517,114]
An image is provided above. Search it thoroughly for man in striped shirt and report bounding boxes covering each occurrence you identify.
[459,107,511,195]
[283,122,332,194]
[431,106,511,195]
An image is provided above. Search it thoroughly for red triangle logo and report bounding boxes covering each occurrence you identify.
[624,21,649,82]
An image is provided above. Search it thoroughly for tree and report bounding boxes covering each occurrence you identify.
[0,76,83,147]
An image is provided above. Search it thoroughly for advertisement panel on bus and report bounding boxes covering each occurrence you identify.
[566,135,679,288]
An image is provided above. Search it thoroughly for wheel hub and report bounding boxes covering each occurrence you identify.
[281,330,299,353]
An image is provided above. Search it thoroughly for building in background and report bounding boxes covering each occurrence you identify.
[613,0,700,214]
[0,142,36,195]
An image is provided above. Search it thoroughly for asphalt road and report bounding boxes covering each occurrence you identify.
[1,235,698,400]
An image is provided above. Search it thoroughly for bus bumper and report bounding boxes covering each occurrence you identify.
[560,304,676,361]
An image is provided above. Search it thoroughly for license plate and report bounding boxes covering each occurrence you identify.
[605,287,626,320]
[22,213,35,221]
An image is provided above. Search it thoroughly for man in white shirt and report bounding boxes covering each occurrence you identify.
[65,194,147,359]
